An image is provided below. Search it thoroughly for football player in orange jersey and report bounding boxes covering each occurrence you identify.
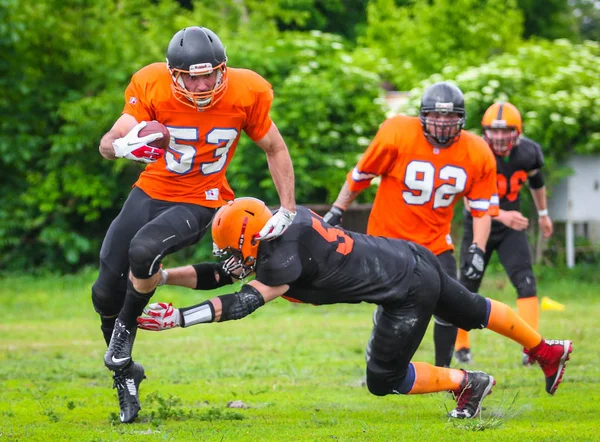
[323,82,499,368]
[454,102,553,366]
[94,26,296,423]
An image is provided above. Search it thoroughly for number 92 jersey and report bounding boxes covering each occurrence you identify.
[347,115,498,255]
[122,62,274,208]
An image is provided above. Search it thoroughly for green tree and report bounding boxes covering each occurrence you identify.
[360,0,524,89]
[570,0,600,41]
[0,0,183,271]
[517,0,578,40]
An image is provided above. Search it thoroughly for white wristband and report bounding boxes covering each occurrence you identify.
[157,268,169,286]
[538,209,548,217]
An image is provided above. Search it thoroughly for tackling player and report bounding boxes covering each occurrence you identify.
[94,26,296,423]
[138,197,572,420]
[322,82,499,367]
[454,102,553,365]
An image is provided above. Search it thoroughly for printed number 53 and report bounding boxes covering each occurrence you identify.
[165,127,239,175]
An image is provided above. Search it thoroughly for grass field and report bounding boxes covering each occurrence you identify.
[1,268,599,441]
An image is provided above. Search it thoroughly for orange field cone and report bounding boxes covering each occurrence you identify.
[541,296,566,311]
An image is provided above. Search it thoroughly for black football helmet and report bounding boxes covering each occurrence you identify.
[419,82,466,148]
[166,26,228,109]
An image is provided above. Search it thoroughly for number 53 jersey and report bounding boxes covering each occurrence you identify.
[122,62,274,208]
[347,115,498,255]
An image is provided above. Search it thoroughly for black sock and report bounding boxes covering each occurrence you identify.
[118,281,155,329]
[434,322,458,367]
[100,316,117,346]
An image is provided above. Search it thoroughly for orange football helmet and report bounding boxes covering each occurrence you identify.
[212,197,272,278]
[481,102,522,156]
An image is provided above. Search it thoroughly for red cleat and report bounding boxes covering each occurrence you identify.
[529,339,573,394]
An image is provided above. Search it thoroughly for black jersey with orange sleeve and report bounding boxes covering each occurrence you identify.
[255,206,416,305]
[495,136,544,211]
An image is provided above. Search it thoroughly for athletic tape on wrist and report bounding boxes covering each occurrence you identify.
[180,301,215,327]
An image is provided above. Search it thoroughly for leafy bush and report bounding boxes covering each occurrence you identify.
[226,31,386,205]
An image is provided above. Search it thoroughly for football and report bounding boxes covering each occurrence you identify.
[138,120,170,150]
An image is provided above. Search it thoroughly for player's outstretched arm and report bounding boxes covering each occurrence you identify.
[160,262,235,290]
[137,280,288,331]
[254,123,297,240]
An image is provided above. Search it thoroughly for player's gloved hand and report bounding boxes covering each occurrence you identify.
[137,302,181,331]
[256,206,296,241]
[462,243,485,280]
[323,205,344,226]
[112,121,165,163]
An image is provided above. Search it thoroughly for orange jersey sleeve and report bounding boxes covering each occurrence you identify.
[346,117,400,192]
[463,136,499,218]
[347,116,498,255]
[121,64,274,207]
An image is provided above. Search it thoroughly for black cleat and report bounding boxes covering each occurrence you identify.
[454,347,474,365]
[104,318,137,371]
[448,370,495,419]
[113,362,146,423]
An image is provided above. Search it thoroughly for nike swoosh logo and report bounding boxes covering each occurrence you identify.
[112,356,131,364]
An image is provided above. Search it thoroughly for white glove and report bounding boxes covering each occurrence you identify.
[112,121,165,163]
[256,206,296,240]
[137,302,181,331]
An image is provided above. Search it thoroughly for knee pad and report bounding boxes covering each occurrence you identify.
[458,276,481,294]
[365,311,411,396]
[129,235,163,279]
[366,366,408,397]
[92,280,123,317]
[514,271,537,299]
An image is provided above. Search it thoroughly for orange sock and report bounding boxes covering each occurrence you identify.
[486,299,542,349]
[517,296,539,331]
[455,328,470,351]
[407,362,465,394]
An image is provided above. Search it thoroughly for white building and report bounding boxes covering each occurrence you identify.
[548,155,600,267]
